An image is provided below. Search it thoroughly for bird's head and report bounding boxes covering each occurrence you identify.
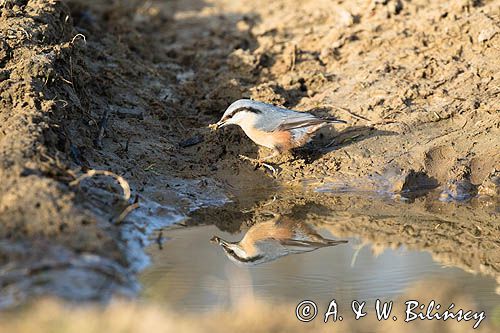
[214,99,264,130]
[210,235,264,265]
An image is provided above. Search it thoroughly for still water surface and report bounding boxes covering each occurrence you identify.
[140,215,499,318]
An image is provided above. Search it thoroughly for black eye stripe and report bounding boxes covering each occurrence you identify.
[224,247,264,262]
[229,106,262,118]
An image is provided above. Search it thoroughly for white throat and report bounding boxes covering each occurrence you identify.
[234,112,259,133]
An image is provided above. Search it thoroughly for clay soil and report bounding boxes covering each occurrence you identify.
[0,0,499,304]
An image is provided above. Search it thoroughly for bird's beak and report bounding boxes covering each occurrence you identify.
[214,120,227,130]
[210,236,230,247]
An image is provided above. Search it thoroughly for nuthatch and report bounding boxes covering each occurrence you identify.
[210,213,347,265]
[211,99,346,170]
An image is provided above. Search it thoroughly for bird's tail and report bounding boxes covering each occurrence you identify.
[324,117,347,124]
[324,239,348,245]
[283,239,348,248]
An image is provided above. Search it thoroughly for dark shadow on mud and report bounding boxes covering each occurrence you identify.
[397,170,440,201]
[328,125,397,149]
[292,125,397,163]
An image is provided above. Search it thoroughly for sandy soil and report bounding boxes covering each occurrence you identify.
[0,0,499,304]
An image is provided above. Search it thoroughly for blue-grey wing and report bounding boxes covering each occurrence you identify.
[254,106,321,132]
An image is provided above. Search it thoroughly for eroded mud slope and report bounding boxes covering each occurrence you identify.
[0,0,139,304]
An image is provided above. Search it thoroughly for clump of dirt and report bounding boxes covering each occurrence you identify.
[478,169,500,197]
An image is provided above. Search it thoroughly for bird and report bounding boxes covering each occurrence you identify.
[210,213,347,265]
[211,99,346,171]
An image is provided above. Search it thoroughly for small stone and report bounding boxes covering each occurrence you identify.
[179,135,204,148]
[111,105,144,120]
[440,179,477,201]
[478,170,500,197]
[337,7,355,27]
[478,28,498,42]
[388,0,403,15]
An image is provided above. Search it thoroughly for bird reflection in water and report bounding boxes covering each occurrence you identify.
[211,213,347,265]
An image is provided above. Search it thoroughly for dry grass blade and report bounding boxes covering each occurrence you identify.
[69,169,131,201]
[326,104,372,122]
[326,104,409,130]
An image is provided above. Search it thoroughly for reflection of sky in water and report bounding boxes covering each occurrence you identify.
[139,225,499,314]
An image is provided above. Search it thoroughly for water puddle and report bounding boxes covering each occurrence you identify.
[124,177,229,271]
[139,193,499,326]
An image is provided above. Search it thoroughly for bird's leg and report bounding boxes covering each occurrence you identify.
[238,154,257,164]
[238,150,279,174]
[258,149,281,174]
[258,149,280,163]
[238,155,277,174]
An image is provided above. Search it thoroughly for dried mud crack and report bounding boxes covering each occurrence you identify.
[0,0,499,306]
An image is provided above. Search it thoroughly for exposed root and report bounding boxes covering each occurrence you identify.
[114,201,140,225]
[69,169,131,201]
[70,33,87,45]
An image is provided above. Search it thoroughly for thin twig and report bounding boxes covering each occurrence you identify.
[94,109,110,148]
[290,43,297,71]
[60,77,73,85]
[350,243,366,268]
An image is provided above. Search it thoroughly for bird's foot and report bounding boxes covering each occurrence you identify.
[238,155,278,174]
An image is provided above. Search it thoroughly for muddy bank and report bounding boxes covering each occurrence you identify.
[0,0,138,304]
[0,0,499,306]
